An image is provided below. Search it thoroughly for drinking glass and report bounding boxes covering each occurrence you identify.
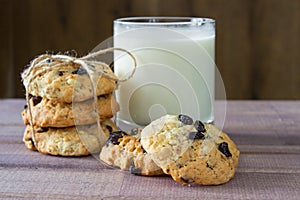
[113,17,216,128]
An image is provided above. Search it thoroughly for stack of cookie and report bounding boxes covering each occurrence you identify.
[21,56,119,156]
[100,114,240,186]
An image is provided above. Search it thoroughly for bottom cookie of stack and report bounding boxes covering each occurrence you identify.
[24,119,117,156]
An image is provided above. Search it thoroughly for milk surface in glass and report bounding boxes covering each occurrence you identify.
[114,17,215,127]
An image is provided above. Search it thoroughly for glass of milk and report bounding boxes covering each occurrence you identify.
[113,17,215,128]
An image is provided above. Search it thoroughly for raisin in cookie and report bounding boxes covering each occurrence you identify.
[22,62,117,103]
[22,93,119,127]
[141,114,240,185]
[100,128,163,176]
[23,119,117,156]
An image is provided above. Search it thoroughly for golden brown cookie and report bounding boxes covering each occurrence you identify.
[23,119,118,156]
[22,62,117,103]
[100,128,163,176]
[141,114,240,185]
[22,94,119,127]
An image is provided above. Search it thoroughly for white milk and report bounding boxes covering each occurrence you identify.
[114,21,215,126]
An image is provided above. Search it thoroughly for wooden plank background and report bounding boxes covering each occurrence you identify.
[0,0,299,99]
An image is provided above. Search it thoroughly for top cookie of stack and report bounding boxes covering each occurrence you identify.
[22,59,117,103]
[21,55,119,156]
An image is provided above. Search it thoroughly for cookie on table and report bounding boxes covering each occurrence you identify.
[141,114,240,185]
[22,93,119,127]
[100,128,164,176]
[22,62,117,103]
[23,119,118,156]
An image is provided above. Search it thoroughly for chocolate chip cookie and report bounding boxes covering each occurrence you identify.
[22,93,119,127]
[22,62,117,103]
[141,114,240,185]
[23,119,118,156]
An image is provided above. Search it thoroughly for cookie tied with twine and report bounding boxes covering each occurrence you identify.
[22,47,136,102]
[21,47,136,154]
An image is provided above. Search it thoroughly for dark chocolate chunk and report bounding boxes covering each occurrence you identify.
[72,68,87,75]
[218,142,232,157]
[32,96,42,106]
[129,162,142,175]
[106,130,127,147]
[188,132,205,140]
[194,120,206,133]
[206,162,213,170]
[72,69,78,74]
[105,125,113,133]
[36,127,49,133]
[178,114,193,125]
[58,71,64,76]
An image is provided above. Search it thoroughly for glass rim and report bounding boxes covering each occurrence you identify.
[114,17,215,26]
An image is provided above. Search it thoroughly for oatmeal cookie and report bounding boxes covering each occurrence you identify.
[22,93,119,127]
[141,114,240,185]
[22,62,117,103]
[23,119,118,156]
[100,128,163,176]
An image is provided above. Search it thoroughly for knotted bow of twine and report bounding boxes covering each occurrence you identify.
[22,47,137,151]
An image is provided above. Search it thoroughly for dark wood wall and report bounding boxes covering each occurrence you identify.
[0,0,299,99]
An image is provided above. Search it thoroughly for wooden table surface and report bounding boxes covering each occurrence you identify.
[0,99,299,200]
